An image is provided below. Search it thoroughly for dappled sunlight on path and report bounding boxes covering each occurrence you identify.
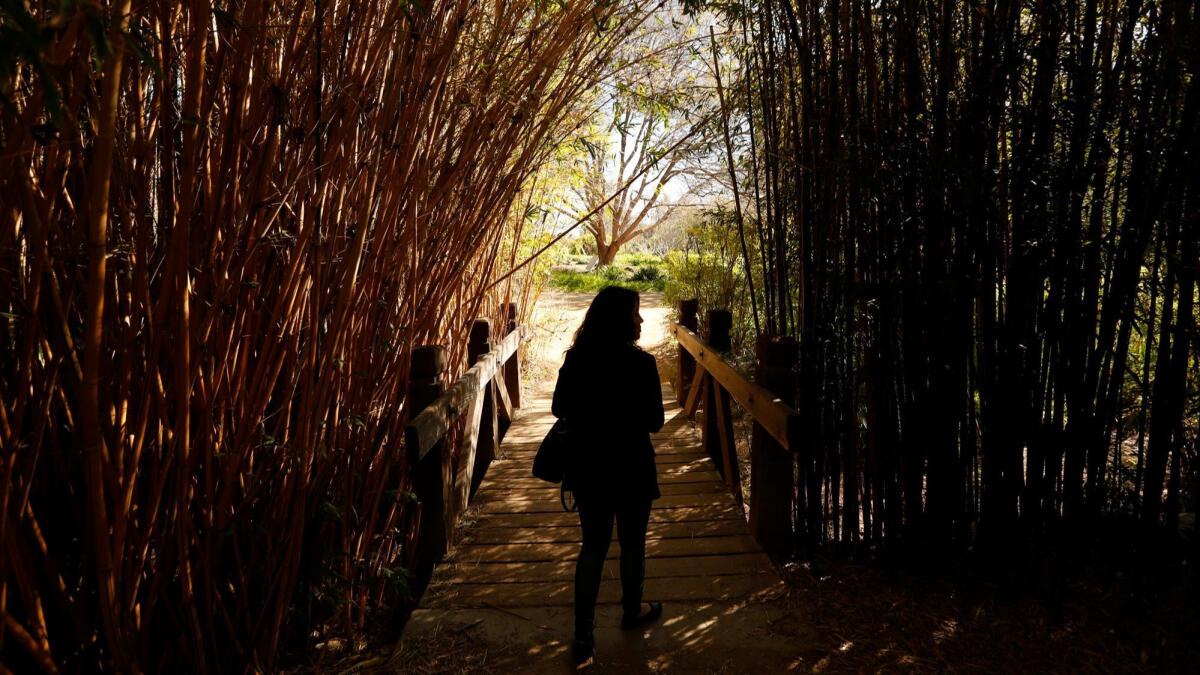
[397,380,801,673]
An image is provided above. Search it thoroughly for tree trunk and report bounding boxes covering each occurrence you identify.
[595,238,618,265]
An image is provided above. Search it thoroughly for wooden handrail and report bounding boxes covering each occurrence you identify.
[405,314,524,598]
[674,302,798,555]
[405,326,522,464]
[674,324,799,451]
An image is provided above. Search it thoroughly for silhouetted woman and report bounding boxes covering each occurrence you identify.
[552,285,665,667]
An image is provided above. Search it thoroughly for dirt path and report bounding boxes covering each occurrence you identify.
[522,291,673,386]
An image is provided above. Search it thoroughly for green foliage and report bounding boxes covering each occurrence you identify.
[663,207,760,360]
[679,1,747,19]
[548,251,667,293]
[380,564,414,607]
[619,251,665,268]
[563,236,595,257]
[1,0,64,122]
[629,265,662,283]
[0,2,162,124]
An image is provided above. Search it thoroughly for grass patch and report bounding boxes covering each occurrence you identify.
[548,252,666,293]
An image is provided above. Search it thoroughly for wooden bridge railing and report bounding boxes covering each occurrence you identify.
[674,300,799,555]
[405,303,523,593]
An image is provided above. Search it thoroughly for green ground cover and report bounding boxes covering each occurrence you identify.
[548,252,667,293]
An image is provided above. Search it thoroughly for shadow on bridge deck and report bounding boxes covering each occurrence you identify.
[399,382,799,673]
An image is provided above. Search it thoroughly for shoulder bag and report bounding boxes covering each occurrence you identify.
[532,418,577,512]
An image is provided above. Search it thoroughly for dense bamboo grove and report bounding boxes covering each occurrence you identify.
[716,0,1199,560]
[0,1,663,670]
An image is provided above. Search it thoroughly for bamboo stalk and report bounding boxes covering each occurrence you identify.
[720,0,1198,558]
[1,0,665,669]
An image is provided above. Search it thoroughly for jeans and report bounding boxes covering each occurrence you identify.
[573,497,652,640]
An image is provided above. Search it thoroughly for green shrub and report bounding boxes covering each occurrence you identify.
[548,263,665,293]
[615,251,664,268]
[601,265,625,283]
[662,208,762,361]
[630,265,663,283]
[544,250,666,293]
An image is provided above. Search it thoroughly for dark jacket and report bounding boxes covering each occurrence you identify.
[551,343,665,503]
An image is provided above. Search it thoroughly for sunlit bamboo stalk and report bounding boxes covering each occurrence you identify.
[0,0,666,669]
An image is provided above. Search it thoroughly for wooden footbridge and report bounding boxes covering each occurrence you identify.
[399,302,803,671]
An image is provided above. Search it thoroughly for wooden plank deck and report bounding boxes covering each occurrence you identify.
[401,381,794,672]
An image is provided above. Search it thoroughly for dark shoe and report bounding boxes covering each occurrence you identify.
[572,638,594,669]
[620,601,663,630]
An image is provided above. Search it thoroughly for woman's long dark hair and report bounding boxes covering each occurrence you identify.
[570,285,640,351]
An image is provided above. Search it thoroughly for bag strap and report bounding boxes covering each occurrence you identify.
[560,484,577,512]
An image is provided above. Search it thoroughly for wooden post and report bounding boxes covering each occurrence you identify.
[408,345,449,597]
[705,309,733,352]
[676,299,699,404]
[749,335,797,555]
[468,319,498,499]
[503,302,521,410]
[703,310,742,505]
